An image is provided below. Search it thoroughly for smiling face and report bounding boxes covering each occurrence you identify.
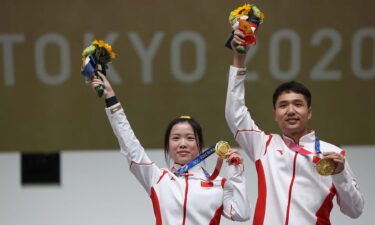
[274,91,312,141]
[168,122,200,165]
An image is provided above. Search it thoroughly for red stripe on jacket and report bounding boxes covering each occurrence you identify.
[209,205,223,225]
[150,187,162,225]
[315,185,337,225]
[285,152,298,225]
[253,160,267,225]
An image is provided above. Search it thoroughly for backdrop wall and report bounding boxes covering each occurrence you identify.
[1,0,374,152]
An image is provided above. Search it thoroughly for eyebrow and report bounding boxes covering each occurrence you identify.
[170,133,195,136]
[277,99,305,105]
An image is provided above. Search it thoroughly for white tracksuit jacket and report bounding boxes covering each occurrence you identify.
[225,66,364,225]
[105,103,251,225]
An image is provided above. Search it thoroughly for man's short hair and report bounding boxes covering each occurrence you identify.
[272,81,312,109]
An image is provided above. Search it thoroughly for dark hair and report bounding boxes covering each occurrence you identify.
[272,81,312,109]
[164,116,204,163]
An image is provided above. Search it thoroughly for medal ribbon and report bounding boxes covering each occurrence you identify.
[174,144,226,180]
[174,144,216,177]
[283,135,321,163]
[314,137,321,154]
[312,137,322,164]
[283,136,320,156]
[285,135,337,176]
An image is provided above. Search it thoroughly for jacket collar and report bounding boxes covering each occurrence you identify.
[283,131,316,155]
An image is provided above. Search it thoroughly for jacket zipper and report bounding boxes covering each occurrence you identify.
[182,176,189,225]
[285,152,298,225]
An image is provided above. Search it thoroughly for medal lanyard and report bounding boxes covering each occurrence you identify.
[314,136,321,155]
[174,144,216,177]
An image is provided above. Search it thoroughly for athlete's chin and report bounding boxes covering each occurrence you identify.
[174,156,193,165]
[283,126,307,138]
[282,122,303,130]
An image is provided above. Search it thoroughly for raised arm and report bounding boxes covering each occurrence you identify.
[91,74,162,194]
[225,29,268,162]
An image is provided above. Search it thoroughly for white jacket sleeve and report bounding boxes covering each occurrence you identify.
[225,66,269,162]
[332,159,364,218]
[105,103,162,194]
[222,164,251,221]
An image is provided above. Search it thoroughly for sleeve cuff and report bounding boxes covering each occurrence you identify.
[227,163,244,177]
[105,96,118,108]
[332,168,350,185]
[229,66,247,76]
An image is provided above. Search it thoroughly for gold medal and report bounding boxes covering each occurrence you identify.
[316,158,337,176]
[215,141,231,160]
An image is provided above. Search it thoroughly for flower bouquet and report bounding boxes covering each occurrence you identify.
[81,40,116,97]
[225,3,265,54]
